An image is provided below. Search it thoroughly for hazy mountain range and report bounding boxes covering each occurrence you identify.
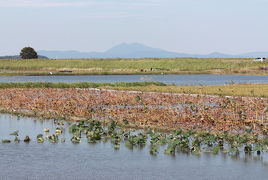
[1,43,267,59]
[38,43,268,59]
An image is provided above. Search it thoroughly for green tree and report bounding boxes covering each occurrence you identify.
[20,47,38,59]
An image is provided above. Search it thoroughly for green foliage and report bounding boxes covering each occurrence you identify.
[2,139,11,143]
[3,119,268,158]
[48,134,58,143]
[23,136,31,142]
[10,130,19,136]
[20,47,38,59]
[37,134,44,143]
[14,136,20,143]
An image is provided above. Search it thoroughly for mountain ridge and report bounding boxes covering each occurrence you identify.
[2,43,267,59]
[38,43,268,59]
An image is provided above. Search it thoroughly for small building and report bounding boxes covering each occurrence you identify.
[253,57,266,62]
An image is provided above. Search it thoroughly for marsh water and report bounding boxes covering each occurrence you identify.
[0,114,268,180]
[1,74,268,85]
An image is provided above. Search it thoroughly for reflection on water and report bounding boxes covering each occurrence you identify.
[1,74,268,85]
[0,114,268,180]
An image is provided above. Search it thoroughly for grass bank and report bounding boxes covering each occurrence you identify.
[0,82,268,97]
[0,82,166,88]
[0,58,268,75]
[108,83,268,97]
[0,82,267,97]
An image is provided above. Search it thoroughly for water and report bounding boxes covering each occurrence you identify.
[0,114,268,180]
[1,74,268,85]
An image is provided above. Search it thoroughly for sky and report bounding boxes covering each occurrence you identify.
[0,0,267,55]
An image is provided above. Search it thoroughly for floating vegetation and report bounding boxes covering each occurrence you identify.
[14,136,20,143]
[36,134,44,143]
[55,128,63,135]
[48,134,58,143]
[10,130,19,136]
[2,139,11,143]
[3,119,268,159]
[23,136,31,142]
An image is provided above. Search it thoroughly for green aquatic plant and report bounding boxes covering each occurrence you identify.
[24,136,31,142]
[192,137,202,148]
[191,146,201,155]
[113,143,120,150]
[87,130,102,143]
[71,136,81,144]
[125,133,147,149]
[36,134,44,143]
[55,128,63,135]
[150,144,158,155]
[212,145,221,154]
[4,119,268,158]
[244,144,252,153]
[10,130,19,136]
[108,120,117,135]
[14,136,20,143]
[2,139,11,143]
[165,140,179,155]
[149,132,167,145]
[48,134,58,143]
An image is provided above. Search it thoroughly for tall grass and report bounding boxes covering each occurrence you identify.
[110,84,268,97]
[0,58,266,73]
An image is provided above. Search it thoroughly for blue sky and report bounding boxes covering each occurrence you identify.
[0,0,267,55]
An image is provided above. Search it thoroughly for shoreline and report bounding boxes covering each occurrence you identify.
[0,70,268,76]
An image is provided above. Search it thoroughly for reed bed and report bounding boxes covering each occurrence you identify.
[0,88,267,135]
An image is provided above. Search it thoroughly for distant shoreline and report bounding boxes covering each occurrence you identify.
[0,58,267,76]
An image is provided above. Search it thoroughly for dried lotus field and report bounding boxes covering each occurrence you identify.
[0,87,267,135]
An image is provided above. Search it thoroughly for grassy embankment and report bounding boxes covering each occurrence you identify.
[0,58,268,75]
[0,82,267,97]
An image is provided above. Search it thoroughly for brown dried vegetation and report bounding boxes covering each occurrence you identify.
[0,88,267,134]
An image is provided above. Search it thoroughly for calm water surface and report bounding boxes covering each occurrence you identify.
[0,114,268,180]
[1,74,268,85]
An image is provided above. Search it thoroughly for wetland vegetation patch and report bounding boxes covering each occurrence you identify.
[0,87,267,135]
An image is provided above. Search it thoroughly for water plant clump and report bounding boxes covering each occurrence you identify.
[61,120,268,157]
[36,134,44,143]
[3,119,268,158]
[23,136,31,142]
[48,134,59,143]
[2,139,11,143]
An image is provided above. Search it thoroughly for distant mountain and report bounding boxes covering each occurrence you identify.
[37,43,268,59]
[38,43,183,59]
[0,55,48,59]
